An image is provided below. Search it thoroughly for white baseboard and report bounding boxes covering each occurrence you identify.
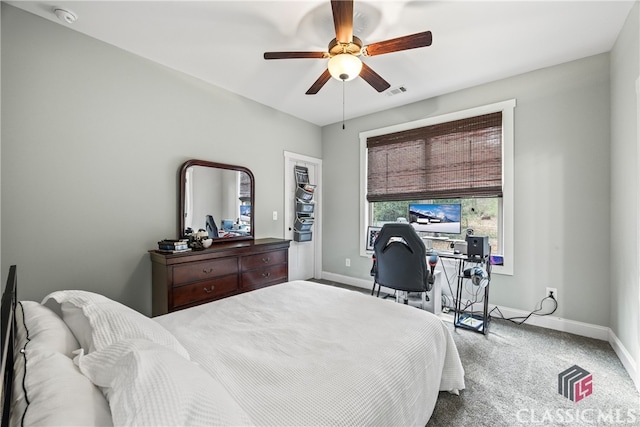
[608,329,640,393]
[321,271,373,290]
[320,270,639,392]
[488,305,610,340]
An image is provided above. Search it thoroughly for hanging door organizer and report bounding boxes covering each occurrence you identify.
[294,166,315,242]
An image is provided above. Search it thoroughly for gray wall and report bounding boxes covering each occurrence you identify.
[1,4,322,315]
[322,53,612,327]
[610,2,639,382]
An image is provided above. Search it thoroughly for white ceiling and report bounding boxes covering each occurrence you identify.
[8,1,636,127]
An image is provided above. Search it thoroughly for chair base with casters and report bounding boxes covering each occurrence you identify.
[371,275,442,316]
[395,290,427,309]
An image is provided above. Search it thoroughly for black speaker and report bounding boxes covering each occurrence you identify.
[466,235,490,259]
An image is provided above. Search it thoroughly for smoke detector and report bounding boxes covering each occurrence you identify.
[54,8,77,24]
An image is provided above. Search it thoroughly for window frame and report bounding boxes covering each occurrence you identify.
[359,99,516,275]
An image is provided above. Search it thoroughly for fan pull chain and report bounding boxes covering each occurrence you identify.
[342,80,346,130]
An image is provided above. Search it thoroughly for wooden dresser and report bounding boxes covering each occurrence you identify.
[150,238,290,316]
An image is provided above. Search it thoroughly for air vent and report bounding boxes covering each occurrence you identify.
[386,85,407,96]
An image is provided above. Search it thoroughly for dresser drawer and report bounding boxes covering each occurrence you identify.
[241,250,287,271]
[242,264,288,289]
[173,258,238,285]
[172,275,238,308]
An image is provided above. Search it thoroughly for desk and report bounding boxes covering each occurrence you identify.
[437,252,491,335]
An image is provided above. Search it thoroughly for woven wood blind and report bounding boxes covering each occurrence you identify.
[367,112,503,202]
[239,172,251,201]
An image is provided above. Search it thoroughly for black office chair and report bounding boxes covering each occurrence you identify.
[371,223,434,308]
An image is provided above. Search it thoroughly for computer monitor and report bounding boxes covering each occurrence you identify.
[408,203,462,234]
[239,205,251,222]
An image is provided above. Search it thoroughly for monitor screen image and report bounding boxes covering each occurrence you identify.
[408,203,462,234]
[240,205,251,221]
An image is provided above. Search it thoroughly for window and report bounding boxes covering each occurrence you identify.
[370,198,500,253]
[359,100,515,275]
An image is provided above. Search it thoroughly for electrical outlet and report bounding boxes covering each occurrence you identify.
[546,287,557,299]
[272,211,277,220]
[345,258,351,267]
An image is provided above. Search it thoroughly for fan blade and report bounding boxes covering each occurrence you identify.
[360,62,390,92]
[306,69,332,95]
[362,31,432,57]
[331,0,353,44]
[264,52,327,60]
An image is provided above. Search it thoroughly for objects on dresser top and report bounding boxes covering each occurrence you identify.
[179,230,213,251]
[157,239,192,254]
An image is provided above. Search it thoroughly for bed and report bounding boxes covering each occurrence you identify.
[0,265,464,426]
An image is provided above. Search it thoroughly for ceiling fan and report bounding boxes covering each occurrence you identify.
[263,0,433,95]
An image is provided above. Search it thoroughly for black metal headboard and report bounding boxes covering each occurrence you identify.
[1,265,17,427]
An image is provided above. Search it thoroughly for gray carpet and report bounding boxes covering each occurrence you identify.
[428,318,640,426]
[312,280,640,426]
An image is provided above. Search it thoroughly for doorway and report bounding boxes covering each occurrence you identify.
[284,151,322,280]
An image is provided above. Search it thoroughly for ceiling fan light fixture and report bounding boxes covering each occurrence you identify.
[328,54,362,82]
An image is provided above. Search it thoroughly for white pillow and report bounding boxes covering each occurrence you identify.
[42,290,190,360]
[75,339,254,426]
[15,301,81,357]
[11,348,113,426]
[12,301,85,423]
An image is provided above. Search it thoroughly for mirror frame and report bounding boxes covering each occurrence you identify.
[179,159,255,243]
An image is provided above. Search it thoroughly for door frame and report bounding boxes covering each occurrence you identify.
[284,151,323,279]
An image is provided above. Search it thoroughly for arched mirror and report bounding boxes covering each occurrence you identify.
[179,159,254,242]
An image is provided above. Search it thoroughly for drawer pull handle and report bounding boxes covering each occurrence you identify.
[262,272,271,278]
[203,286,215,294]
[262,257,270,263]
[203,268,214,274]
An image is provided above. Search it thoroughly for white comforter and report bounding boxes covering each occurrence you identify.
[155,281,465,426]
